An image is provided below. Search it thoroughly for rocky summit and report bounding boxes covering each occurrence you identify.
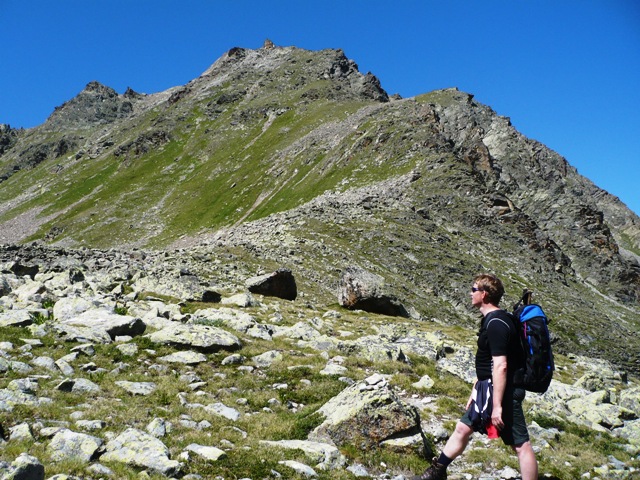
[0,41,639,479]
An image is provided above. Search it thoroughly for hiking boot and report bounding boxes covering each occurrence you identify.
[409,457,448,480]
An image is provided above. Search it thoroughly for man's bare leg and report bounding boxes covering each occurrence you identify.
[513,441,538,480]
[441,421,474,460]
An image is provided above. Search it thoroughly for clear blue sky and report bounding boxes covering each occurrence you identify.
[2,1,638,215]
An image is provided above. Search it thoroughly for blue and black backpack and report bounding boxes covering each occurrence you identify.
[510,289,555,393]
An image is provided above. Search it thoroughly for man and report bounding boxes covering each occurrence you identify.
[411,274,538,480]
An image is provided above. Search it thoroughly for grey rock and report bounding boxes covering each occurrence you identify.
[54,309,145,343]
[0,388,48,412]
[436,344,476,384]
[202,402,242,421]
[272,321,321,341]
[52,296,103,321]
[159,351,208,365]
[0,275,11,297]
[246,268,297,300]
[619,386,640,416]
[115,343,138,356]
[9,423,34,442]
[221,353,246,366]
[309,374,429,455]
[56,378,100,394]
[48,428,104,463]
[253,350,283,368]
[2,453,44,480]
[412,375,435,390]
[278,460,317,477]
[337,266,409,317]
[31,356,58,372]
[337,335,407,363]
[147,418,171,437]
[184,443,227,461]
[7,378,39,395]
[0,310,33,327]
[147,323,242,353]
[75,420,105,431]
[260,440,346,470]
[220,292,259,307]
[115,381,157,396]
[101,427,182,476]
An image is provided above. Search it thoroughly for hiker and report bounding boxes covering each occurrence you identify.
[411,274,538,480]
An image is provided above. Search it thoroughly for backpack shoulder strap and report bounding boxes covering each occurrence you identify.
[485,310,515,332]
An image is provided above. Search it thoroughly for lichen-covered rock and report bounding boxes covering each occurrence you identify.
[260,440,346,470]
[101,427,182,476]
[54,309,145,343]
[48,429,103,463]
[309,374,429,456]
[337,266,409,317]
[0,453,44,480]
[146,323,241,353]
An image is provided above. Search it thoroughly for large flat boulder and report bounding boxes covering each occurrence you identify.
[54,309,146,343]
[146,323,242,353]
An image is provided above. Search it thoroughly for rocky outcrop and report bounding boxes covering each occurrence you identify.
[43,81,139,131]
[337,266,409,317]
[246,267,297,300]
[309,374,429,456]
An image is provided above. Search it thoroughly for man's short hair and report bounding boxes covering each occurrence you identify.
[474,274,504,306]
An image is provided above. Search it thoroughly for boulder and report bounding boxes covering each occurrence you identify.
[147,323,242,353]
[53,297,104,321]
[0,388,48,412]
[436,344,476,384]
[202,402,241,421]
[260,439,346,470]
[272,321,321,341]
[0,275,11,297]
[337,335,407,363]
[184,443,227,461]
[309,374,429,455]
[337,266,408,317]
[246,268,297,300]
[101,427,182,476]
[115,381,157,396]
[0,310,33,328]
[54,309,146,343]
[0,453,44,480]
[158,351,208,365]
[619,386,640,416]
[48,429,104,463]
[278,460,317,478]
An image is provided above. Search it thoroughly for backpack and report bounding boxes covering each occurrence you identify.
[510,289,555,393]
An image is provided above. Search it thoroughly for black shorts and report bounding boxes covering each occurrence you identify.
[460,387,530,446]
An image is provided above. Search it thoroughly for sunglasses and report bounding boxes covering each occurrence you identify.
[471,287,484,292]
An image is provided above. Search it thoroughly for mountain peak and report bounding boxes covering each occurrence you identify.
[199,44,389,103]
[43,81,139,131]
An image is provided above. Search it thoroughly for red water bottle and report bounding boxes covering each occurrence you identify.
[486,424,499,439]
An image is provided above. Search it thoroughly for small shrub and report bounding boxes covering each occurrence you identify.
[31,312,48,325]
[42,298,55,309]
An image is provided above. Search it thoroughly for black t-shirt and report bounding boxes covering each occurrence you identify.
[475,310,522,383]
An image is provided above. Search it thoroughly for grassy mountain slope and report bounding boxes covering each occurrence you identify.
[0,43,639,371]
